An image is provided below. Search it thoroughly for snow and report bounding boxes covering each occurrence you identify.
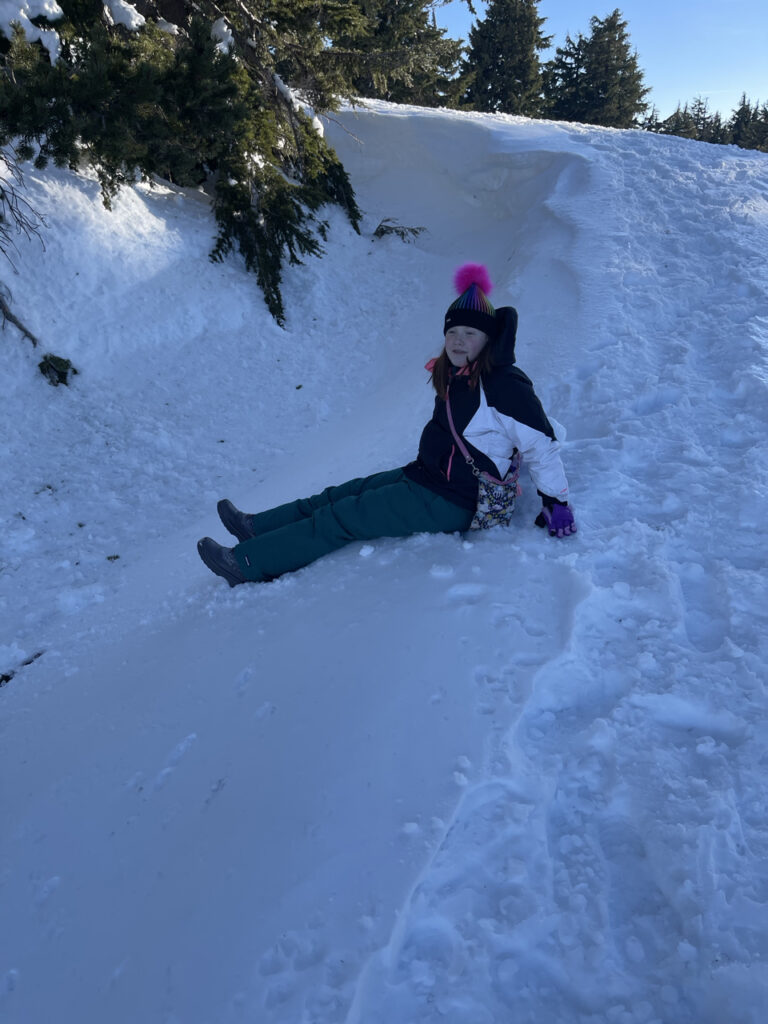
[102,0,144,31]
[274,74,325,136]
[2,100,768,1023]
[211,16,233,54]
[0,0,62,60]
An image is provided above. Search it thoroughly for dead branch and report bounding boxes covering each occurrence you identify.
[0,287,39,346]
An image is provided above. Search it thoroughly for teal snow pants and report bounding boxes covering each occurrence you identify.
[231,468,473,582]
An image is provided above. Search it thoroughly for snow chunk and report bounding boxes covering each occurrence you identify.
[1,0,61,18]
[102,0,144,30]
[0,0,144,58]
[211,16,232,54]
[274,73,324,136]
[156,18,178,35]
[0,642,27,676]
[429,564,454,578]
[0,0,63,60]
[630,692,748,743]
[677,940,698,962]
[56,584,105,615]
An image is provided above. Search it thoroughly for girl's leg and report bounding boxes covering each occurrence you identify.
[239,468,406,538]
[232,474,472,581]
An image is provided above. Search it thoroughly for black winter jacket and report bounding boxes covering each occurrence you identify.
[403,307,569,511]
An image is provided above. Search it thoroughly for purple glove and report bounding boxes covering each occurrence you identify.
[535,503,577,538]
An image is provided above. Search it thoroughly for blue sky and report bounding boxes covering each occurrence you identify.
[435,0,767,119]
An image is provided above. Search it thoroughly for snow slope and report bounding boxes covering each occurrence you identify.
[2,101,768,1023]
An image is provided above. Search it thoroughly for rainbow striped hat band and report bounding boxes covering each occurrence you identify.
[444,263,496,336]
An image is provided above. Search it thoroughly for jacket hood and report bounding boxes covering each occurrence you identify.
[490,306,518,368]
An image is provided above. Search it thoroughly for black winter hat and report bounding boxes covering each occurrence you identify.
[443,263,496,336]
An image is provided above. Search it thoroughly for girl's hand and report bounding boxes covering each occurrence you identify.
[535,503,577,538]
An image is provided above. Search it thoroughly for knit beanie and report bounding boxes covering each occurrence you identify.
[443,263,496,336]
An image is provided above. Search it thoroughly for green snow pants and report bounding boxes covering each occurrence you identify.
[231,468,473,582]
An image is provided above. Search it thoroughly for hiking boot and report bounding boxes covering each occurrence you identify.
[217,498,256,542]
[197,537,248,587]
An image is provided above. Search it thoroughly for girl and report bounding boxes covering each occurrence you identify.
[197,264,576,587]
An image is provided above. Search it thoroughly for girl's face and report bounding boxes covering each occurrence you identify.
[444,325,489,367]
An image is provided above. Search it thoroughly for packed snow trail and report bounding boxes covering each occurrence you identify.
[2,529,581,1023]
[1,103,767,1024]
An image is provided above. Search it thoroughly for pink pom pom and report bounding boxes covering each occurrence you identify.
[454,262,493,296]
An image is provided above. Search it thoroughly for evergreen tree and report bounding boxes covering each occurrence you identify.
[704,111,731,146]
[639,104,662,133]
[686,97,731,145]
[544,8,648,128]
[689,97,712,139]
[757,103,768,153]
[542,30,585,121]
[335,0,464,107]
[656,103,698,140]
[0,0,452,322]
[728,93,767,151]
[459,0,551,115]
[645,93,765,148]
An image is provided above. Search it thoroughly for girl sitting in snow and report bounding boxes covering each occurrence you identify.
[197,264,576,587]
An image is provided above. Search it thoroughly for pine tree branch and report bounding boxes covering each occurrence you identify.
[318,111,364,146]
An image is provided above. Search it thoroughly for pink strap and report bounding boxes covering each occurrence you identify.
[445,386,479,471]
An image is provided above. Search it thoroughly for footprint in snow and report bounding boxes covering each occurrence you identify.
[632,385,684,416]
[596,813,681,966]
[675,562,728,653]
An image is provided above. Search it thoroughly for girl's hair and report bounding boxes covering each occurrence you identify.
[430,344,494,400]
